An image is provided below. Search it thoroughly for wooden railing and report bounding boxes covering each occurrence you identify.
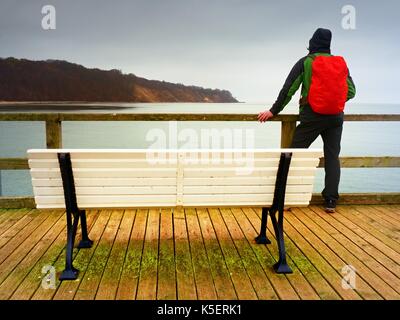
[1,109,399,207]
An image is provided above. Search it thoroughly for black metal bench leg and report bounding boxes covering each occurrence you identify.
[255,207,272,244]
[59,211,80,280]
[270,209,293,274]
[77,210,94,248]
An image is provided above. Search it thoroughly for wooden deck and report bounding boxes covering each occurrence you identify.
[0,205,399,300]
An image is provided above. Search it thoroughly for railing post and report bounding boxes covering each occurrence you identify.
[46,119,62,149]
[281,121,297,148]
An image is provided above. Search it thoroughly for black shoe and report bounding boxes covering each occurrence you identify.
[325,200,336,213]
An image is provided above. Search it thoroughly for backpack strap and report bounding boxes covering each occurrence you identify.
[307,54,318,61]
[299,55,318,106]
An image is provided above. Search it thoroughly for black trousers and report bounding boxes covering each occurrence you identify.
[291,116,343,202]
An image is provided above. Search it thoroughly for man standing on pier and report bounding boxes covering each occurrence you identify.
[258,28,356,213]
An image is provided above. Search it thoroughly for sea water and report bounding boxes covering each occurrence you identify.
[0,102,399,196]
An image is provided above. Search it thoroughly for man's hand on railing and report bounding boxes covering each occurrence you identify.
[258,110,274,122]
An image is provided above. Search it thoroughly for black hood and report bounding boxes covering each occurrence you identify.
[308,28,332,54]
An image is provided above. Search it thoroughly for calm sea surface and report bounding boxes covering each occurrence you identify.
[0,102,399,196]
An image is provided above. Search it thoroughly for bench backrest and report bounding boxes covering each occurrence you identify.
[27,149,323,209]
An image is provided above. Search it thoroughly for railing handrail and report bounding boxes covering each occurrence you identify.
[0,112,400,121]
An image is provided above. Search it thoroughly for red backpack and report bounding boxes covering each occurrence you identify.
[307,55,349,115]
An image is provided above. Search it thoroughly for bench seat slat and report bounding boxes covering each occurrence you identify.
[30,168,177,179]
[185,176,316,185]
[33,186,178,196]
[184,185,313,194]
[183,193,312,204]
[35,203,176,209]
[31,176,316,187]
[35,202,311,209]
[27,148,323,159]
[32,177,177,187]
[28,158,319,169]
[34,193,312,208]
[183,167,316,177]
[30,167,316,179]
[35,194,177,205]
[32,184,313,196]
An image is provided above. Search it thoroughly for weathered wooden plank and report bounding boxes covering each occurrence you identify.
[371,205,400,223]
[0,112,298,122]
[349,206,400,242]
[219,208,279,300]
[299,207,400,296]
[74,210,124,300]
[1,110,400,122]
[0,209,31,237]
[45,120,62,149]
[196,208,237,299]
[344,114,400,121]
[311,193,400,205]
[0,211,62,285]
[0,210,21,235]
[386,205,400,214]
[0,209,18,224]
[231,208,320,300]
[359,206,400,235]
[279,211,362,300]
[173,207,197,300]
[234,208,300,300]
[0,112,62,121]
[0,197,36,209]
[10,210,98,300]
[0,210,52,262]
[245,207,338,300]
[281,120,297,148]
[309,206,400,276]
[31,252,66,300]
[95,209,136,300]
[0,158,29,170]
[50,210,110,300]
[288,208,396,299]
[157,208,177,300]
[136,208,160,300]
[319,156,400,168]
[0,211,66,299]
[0,208,28,221]
[336,206,400,254]
[116,209,148,300]
[208,208,258,300]
[184,208,218,300]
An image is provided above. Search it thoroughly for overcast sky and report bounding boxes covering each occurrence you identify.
[1,0,399,103]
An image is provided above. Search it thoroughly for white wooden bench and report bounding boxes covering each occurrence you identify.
[28,148,323,280]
